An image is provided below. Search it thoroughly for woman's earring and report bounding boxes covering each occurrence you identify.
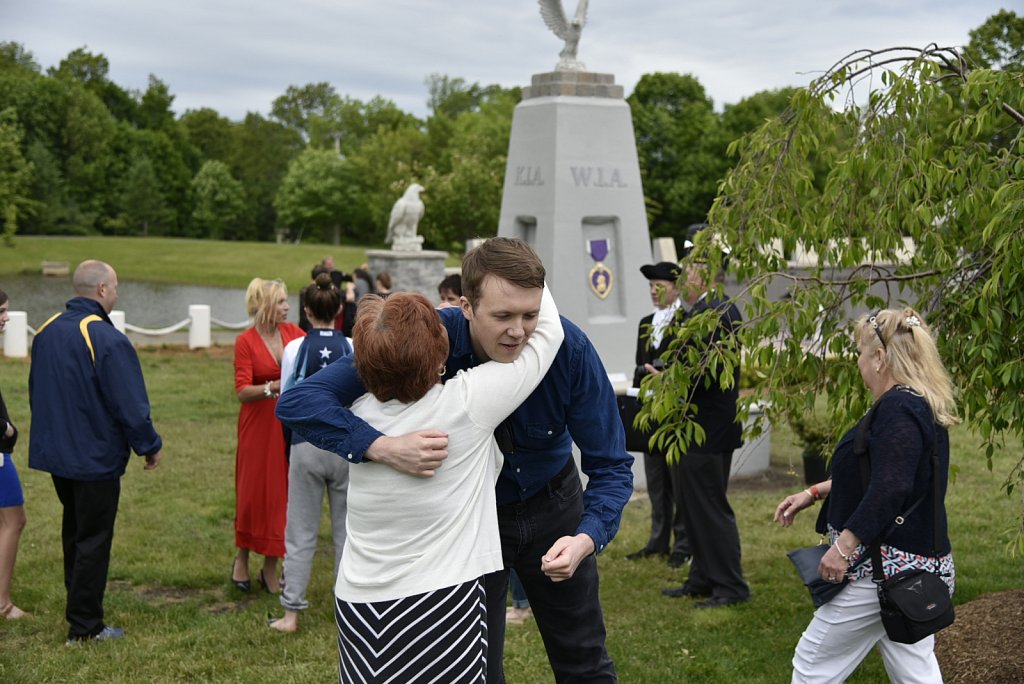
[438,365,447,376]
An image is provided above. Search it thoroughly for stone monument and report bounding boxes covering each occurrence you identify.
[366,183,447,302]
[497,0,654,377]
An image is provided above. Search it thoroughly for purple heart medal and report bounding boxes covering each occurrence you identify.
[587,239,613,300]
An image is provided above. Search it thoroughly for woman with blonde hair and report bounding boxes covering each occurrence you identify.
[775,307,959,682]
[231,278,304,594]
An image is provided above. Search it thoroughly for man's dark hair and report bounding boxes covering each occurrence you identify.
[438,273,462,296]
[461,238,545,309]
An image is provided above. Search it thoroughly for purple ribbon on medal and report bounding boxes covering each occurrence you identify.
[589,239,609,262]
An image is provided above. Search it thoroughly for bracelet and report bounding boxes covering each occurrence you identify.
[803,484,820,501]
[834,541,854,564]
[263,382,277,399]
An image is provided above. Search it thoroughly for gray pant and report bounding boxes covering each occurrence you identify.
[280,441,350,612]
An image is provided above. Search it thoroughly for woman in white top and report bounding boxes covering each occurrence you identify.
[336,286,563,684]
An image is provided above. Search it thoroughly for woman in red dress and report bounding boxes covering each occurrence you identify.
[231,278,304,593]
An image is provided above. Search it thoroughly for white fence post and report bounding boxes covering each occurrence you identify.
[109,310,126,334]
[189,305,211,349]
[2,311,28,358]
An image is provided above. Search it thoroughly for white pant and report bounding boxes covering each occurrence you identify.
[792,577,943,683]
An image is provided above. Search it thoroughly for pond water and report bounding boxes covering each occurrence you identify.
[0,274,300,329]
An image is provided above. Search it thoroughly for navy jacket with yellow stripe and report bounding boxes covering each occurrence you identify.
[28,297,162,481]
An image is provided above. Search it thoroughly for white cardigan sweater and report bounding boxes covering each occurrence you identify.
[335,287,564,603]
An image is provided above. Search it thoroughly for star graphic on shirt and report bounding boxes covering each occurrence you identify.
[319,346,332,361]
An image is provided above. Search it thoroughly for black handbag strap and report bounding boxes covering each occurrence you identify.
[854,387,940,582]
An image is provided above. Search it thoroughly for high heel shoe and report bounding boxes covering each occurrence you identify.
[257,569,278,594]
[231,559,251,593]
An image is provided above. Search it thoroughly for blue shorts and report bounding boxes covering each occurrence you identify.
[0,453,25,507]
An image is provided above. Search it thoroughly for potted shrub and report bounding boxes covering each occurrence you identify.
[788,412,832,485]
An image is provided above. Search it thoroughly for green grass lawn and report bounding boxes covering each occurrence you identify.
[0,236,461,292]
[0,347,1020,682]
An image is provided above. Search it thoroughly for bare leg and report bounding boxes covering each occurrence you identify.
[259,556,281,594]
[232,548,250,584]
[0,505,28,619]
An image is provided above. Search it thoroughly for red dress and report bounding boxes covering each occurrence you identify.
[233,323,305,557]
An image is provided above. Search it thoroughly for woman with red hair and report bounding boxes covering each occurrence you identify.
[335,287,562,683]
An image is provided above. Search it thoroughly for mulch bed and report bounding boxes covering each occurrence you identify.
[935,589,1024,683]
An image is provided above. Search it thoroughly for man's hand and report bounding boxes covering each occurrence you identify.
[540,534,596,582]
[144,450,163,470]
[365,430,449,477]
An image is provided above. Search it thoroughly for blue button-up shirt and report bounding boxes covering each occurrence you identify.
[276,305,634,552]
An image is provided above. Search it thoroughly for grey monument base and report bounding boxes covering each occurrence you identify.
[366,249,447,303]
[521,71,624,99]
[498,72,653,378]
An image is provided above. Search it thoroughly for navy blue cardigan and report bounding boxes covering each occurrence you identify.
[826,387,951,556]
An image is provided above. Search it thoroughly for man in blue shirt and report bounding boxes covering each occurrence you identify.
[278,237,632,683]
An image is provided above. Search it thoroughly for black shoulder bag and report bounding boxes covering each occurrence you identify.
[856,395,954,644]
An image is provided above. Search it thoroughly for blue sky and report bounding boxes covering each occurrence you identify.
[0,1,1012,120]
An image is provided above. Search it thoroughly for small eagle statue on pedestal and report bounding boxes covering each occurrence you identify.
[386,183,425,252]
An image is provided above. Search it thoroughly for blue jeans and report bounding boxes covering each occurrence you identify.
[484,464,617,683]
[508,570,529,609]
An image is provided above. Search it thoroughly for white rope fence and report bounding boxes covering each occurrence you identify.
[2,305,252,358]
[124,319,191,336]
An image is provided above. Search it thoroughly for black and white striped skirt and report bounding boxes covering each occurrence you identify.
[336,578,487,684]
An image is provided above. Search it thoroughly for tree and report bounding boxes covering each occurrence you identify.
[47,47,136,122]
[274,148,355,243]
[180,107,238,162]
[642,39,1024,546]
[964,10,1024,71]
[229,112,304,241]
[346,122,430,244]
[110,152,174,236]
[0,107,33,244]
[0,42,40,74]
[62,83,117,229]
[306,95,419,156]
[418,89,517,250]
[191,160,247,240]
[137,75,176,131]
[23,139,94,235]
[627,72,729,239]
[720,87,799,149]
[271,82,337,140]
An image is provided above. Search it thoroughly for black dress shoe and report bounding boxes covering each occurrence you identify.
[661,584,711,599]
[667,552,691,568]
[694,595,751,609]
[625,548,665,560]
[231,562,251,592]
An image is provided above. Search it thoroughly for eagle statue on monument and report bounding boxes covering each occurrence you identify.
[538,0,589,72]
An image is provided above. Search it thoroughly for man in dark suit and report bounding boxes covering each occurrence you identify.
[661,237,751,608]
[626,261,691,568]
